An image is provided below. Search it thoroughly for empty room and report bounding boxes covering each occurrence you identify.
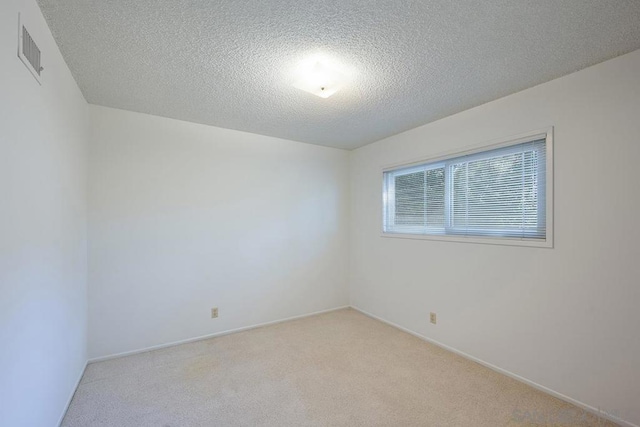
[2,0,640,426]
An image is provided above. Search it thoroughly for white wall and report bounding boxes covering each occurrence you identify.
[349,49,640,426]
[0,1,89,426]
[88,106,350,359]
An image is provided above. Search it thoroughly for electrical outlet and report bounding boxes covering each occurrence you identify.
[211,307,218,318]
[430,312,437,324]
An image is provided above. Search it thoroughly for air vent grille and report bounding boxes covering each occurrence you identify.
[22,26,41,76]
[17,13,43,84]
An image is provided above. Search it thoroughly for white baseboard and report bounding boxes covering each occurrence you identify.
[350,305,636,427]
[88,305,350,363]
[57,360,88,427]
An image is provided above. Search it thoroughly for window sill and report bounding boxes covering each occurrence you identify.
[380,232,553,248]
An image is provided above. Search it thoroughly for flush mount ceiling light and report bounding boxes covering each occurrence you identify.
[291,59,346,99]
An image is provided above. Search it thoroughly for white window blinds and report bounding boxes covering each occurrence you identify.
[383,137,547,241]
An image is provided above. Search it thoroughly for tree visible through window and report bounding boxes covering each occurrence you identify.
[394,168,445,228]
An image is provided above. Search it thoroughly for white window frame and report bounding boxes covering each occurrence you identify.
[381,127,554,248]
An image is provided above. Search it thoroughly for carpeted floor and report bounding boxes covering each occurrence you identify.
[62,309,616,426]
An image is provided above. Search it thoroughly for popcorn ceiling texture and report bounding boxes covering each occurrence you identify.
[37,0,640,149]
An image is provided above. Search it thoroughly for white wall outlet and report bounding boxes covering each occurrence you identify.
[211,307,218,318]
[430,312,437,324]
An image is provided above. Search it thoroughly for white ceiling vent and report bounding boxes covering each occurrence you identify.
[18,13,43,84]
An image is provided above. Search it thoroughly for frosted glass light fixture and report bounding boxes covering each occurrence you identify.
[292,60,346,98]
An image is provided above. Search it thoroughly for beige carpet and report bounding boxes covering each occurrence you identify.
[63,309,616,426]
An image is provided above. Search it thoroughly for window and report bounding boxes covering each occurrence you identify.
[383,130,552,246]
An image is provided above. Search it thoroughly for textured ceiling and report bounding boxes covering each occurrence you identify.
[38,0,640,149]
